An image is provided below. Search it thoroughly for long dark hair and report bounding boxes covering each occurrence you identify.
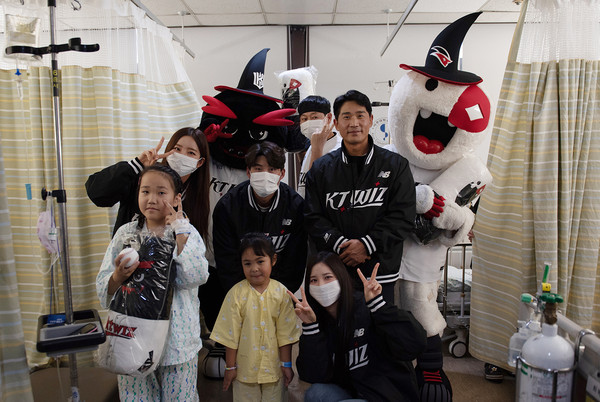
[136,165,183,229]
[304,251,355,370]
[162,127,211,241]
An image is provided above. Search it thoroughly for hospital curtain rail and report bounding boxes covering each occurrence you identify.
[0,0,202,372]
[469,0,600,371]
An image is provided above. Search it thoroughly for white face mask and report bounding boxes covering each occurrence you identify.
[310,280,341,307]
[300,119,325,139]
[250,171,281,198]
[166,152,201,177]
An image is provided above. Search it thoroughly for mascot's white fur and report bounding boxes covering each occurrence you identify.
[275,65,318,110]
[390,71,492,336]
[388,12,492,402]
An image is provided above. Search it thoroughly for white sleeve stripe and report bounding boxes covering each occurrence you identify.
[366,295,384,308]
[302,328,320,335]
[303,323,319,330]
[364,235,376,252]
[369,300,386,312]
[361,237,373,255]
[333,236,347,253]
[128,159,143,174]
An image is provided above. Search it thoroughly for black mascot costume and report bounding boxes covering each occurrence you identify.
[197,48,306,379]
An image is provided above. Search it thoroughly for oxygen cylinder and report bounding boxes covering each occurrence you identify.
[516,294,575,402]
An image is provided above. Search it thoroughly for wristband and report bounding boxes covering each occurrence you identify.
[281,361,292,368]
[224,365,237,371]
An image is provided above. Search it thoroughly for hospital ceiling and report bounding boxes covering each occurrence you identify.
[136,0,523,28]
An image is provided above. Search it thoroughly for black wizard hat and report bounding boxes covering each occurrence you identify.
[400,12,482,85]
[214,48,283,103]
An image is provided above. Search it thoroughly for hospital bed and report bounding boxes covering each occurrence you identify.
[438,243,472,358]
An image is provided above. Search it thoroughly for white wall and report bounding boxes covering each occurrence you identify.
[182,26,288,107]
[181,23,517,156]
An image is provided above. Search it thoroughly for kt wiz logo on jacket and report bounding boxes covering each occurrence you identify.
[325,186,388,211]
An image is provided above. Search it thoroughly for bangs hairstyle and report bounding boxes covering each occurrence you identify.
[245,141,285,170]
[333,89,372,119]
[161,127,211,241]
[304,251,354,318]
[239,232,276,261]
[136,165,183,229]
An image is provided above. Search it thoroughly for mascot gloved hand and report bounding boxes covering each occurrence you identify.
[388,13,492,402]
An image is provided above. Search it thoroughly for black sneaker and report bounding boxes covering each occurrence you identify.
[484,363,504,383]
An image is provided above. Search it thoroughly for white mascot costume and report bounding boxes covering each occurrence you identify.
[388,13,492,402]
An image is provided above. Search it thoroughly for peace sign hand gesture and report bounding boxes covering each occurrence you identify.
[287,287,317,324]
[357,263,382,302]
[164,199,186,228]
[138,136,176,167]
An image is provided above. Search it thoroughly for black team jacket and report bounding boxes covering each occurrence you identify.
[304,135,416,286]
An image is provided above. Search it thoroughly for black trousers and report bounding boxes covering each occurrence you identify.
[198,265,226,332]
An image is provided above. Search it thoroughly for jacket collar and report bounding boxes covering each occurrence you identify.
[247,182,280,212]
[341,135,375,165]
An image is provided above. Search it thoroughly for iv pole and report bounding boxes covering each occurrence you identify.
[5,1,99,401]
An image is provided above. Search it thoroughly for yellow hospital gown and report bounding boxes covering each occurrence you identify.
[210,279,300,384]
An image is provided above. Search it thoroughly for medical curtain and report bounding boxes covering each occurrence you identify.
[0,0,202,378]
[470,0,600,370]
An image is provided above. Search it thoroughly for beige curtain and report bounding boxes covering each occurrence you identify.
[0,66,201,368]
[0,135,34,402]
[0,0,202,384]
[470,0,600,370]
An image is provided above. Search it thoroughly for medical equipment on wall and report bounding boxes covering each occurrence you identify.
[514,263,576,401]
[5,1,103,401]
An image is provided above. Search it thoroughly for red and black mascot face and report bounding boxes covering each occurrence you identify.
[199,48,296,170]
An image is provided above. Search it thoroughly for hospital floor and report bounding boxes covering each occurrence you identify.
[30,335,516,402]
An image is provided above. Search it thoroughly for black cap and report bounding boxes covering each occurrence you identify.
[400,12,482,85]
[215,48,283,103]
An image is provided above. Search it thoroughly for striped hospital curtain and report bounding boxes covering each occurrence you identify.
[0,135,34,401]
[469,0,600,370]
[0,65,201,368]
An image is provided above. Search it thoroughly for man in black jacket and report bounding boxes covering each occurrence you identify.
[304,90,416,304]
[213,141,307,293]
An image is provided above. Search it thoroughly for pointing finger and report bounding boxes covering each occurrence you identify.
[165,201,176,214]
[155,136,165,153]
[287,289,300,305]
[370,263,380,282]
[300,287,309,305]
[356,268,368,285]
[157,149,176,160]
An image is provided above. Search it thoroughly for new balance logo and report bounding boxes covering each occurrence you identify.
[354,328,365,337]
[282,219,292,226]
[377,171,391,178]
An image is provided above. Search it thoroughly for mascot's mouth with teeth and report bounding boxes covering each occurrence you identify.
[413,108,457,155]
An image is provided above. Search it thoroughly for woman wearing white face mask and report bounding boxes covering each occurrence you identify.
[86,127,210,240]
[287,251,427,402]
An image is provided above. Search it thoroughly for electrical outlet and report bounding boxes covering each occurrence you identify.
[586,373,600,401]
